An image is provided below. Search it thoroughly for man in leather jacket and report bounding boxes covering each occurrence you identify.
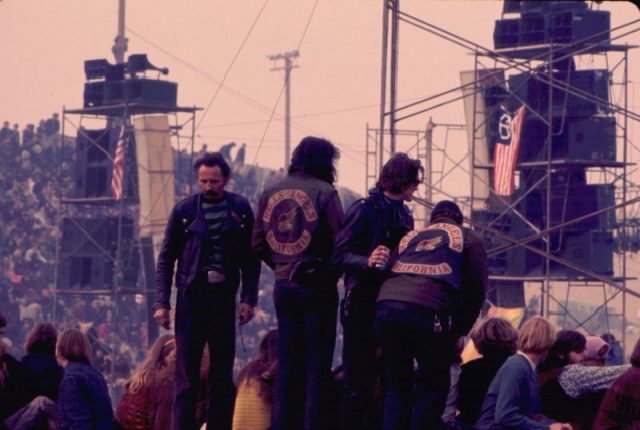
[253,136,344,430]
[331,153,423,430]
[154,152,260,430]
[375,200,487,429]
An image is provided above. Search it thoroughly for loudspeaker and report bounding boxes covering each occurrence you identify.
[549,184,616,231]
[74,128,116,198]
[518,116,616,162]
[103,79,177,107]
[502,0,521,14]
[494,19,520,49]
[561,231,614,277]
[518,183,616,231]
[519,13,546,46]
[546,10,610,46]
[83,82,105,108]
[520,1,587,15]
[57,217,139,290]
[508,69,609,117]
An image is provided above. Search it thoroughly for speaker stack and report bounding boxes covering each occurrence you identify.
[477,1,617,279]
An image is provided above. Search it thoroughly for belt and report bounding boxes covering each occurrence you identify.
[199,270,226,284]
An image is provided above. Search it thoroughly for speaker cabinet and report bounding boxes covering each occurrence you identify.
[494,19,520,49]
[103,79,177,107]
[509,69,610,117]
[83,82,105,108]
[546,10,610,46]
[57,217,139,290]
[519,13,546,46]
[519,116,616,162]
[74,128,116,198]
[561,231,614,277]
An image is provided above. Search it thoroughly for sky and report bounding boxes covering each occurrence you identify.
[1,0,636,195]
[2,0,640,341]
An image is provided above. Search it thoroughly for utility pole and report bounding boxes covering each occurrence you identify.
[112,0,128,64]
[268,50,299,169]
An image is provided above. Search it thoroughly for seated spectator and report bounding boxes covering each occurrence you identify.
[475,316,572,430]
[233,329,278,430]
[456,317,518,428]
[56,329,114,430]
[555,336,629,401]
[594,338,640,429]
[600,333,623,366]
[0,312,56,430]
[151,345,210,430]
[538,330,593,429]
[115,334,175,430]
[21,323,63,402]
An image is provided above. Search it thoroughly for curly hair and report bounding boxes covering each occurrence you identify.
[288,136,339,184]
[376,153,423,194]
[539,330,586,371]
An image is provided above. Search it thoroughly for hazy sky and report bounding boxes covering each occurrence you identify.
[2,0,637,195]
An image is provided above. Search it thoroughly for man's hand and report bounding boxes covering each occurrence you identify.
[153,308,171,330]
[368,245,391,269]
[238,303,255,325]
[549,423,573,430]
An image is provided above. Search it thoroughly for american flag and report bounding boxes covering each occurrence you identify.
[111,126,127,200]
[493,105,525,196]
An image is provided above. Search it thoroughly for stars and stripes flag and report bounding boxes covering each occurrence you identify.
[493,105,525,196]
[111,126,127,200]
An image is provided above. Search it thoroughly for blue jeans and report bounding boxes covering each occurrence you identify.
[271,279,338,430]
[173,282,237,430]
[375,300,454,430]
[339,297,384,430]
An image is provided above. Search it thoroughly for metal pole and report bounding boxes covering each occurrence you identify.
[379,0,390,174]
[389,0,399,155]
[285,56,292,169]
[112,0,128,64]
[622,49,629,354]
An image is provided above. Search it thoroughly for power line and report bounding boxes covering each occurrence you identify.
[195,0,271,132]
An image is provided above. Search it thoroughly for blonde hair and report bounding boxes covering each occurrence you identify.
[57,329,92,363]
[517,316,557,354]
[126,335,175,394]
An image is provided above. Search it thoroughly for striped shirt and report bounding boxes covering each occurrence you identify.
[201,199,228,273]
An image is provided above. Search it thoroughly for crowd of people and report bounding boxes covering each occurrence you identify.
[2,124,639,430]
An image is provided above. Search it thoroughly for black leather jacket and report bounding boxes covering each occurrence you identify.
[252,173,344,278]
[155,191,260,309]
[331,187,413,302]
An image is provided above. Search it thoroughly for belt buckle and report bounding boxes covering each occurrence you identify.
[207,270,226,284]
[433,315,443,333]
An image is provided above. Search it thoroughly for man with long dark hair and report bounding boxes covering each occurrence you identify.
[253,136,344,430]
[332,153,423,430]
[154,152,260,430]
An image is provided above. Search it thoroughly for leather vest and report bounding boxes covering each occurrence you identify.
[391,221,465,290]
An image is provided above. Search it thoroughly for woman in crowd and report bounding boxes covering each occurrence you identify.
[116,334,176,430]
[475,316,572,430]
[455,317,518,428]
[594,338,640,429]
[232,329,279,430]
[21,322,63,402]
[539,333,630,430]
[56,328,113,430]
